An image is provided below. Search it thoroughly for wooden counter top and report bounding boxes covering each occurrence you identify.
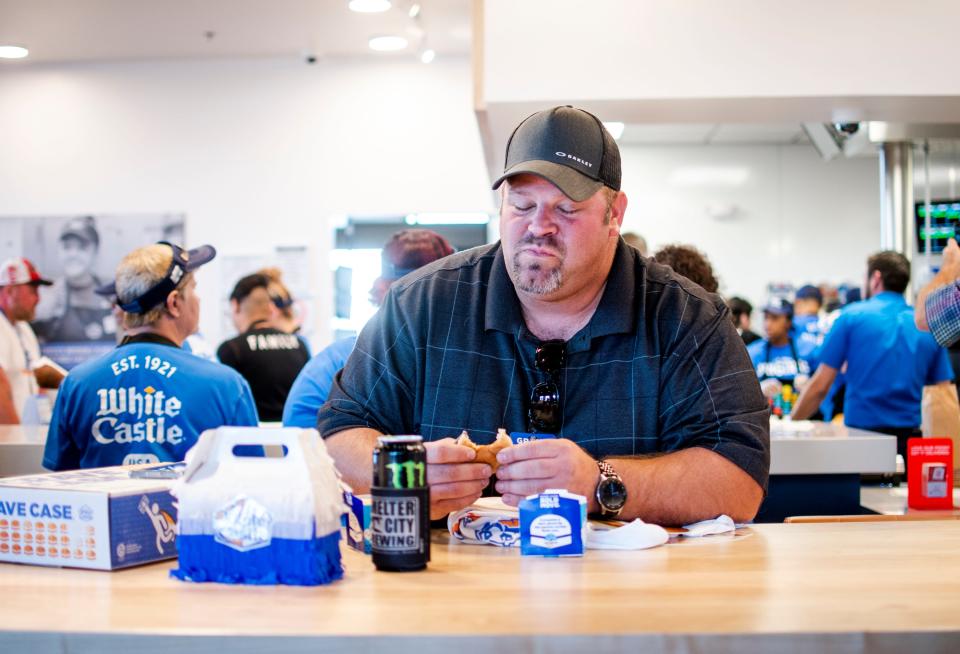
[1,522,958,652]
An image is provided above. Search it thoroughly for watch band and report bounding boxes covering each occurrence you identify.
[597,459,618,478]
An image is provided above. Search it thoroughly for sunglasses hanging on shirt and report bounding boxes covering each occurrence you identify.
[527,339,566,434]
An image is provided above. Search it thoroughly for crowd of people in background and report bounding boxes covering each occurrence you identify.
[615,238,954,479]
[3,223,957,481]
[1,106,957,494]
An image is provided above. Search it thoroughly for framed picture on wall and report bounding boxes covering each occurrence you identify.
[0,213,185,369]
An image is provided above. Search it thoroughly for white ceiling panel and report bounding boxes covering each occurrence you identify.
[0,0,471,64]
[710,124,807,144]
[619,124,716,145]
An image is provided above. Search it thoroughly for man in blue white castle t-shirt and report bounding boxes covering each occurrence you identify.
[43,242,259,470]
[747,297,817,400]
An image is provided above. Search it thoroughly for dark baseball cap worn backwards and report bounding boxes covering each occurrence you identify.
[492,105,621,202]
[97,242,216,313]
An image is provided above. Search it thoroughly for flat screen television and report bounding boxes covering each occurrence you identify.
[916,199,960,253]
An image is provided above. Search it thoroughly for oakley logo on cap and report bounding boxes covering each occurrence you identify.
[555,151,593,168]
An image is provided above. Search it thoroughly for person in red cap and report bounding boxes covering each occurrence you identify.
[0,257,65,423]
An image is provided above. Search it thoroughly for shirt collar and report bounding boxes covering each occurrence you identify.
[120,332,180,349]
[484,240,638,346]
[872,290,907,306]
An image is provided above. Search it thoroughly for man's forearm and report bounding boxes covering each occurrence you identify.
[324,427,382,492]
[327,428,765,525]
[791,364,837,420]
[607,447,764,525]
[916,266,958,331]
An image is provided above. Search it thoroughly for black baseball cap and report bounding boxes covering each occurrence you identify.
[492,105,621,202]
[96,242,216,313]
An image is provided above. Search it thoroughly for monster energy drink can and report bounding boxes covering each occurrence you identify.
[371,435,430,571]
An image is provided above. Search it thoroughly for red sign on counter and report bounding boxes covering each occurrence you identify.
[907,438,955,510]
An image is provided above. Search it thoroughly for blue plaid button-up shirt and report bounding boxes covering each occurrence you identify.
[926,281,960,348]
[318,241,770,490]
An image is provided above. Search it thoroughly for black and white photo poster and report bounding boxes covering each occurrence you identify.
[0,214,185,369]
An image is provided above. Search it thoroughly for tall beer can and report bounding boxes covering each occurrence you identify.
[371,435,430,571]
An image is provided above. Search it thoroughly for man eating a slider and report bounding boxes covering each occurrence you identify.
[318,106,769,526]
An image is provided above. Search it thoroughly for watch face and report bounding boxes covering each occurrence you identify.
[598,476,627,511]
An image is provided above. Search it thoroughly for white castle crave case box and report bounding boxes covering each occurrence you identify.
[0,466,177,570]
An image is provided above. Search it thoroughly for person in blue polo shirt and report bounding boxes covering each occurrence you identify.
[792,251,954,473]
[282,229,455,428]
[43,242,259,470]
[747,298,817,401]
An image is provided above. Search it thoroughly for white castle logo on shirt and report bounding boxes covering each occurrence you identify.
[93,386,184,445]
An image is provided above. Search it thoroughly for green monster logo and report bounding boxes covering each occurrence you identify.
[385,461,425,488]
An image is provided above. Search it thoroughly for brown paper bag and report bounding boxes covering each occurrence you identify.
[921,383,960,485]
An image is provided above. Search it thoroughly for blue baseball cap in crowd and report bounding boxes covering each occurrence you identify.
[795,284,823,304]
[97,242,216,313]
[762,297,794,318]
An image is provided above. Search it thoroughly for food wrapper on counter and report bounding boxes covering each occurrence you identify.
[170,427,346,586]
[680,515,736,537]
[448,497,520,547]
[450,499,734,551]
[449,493,588,555]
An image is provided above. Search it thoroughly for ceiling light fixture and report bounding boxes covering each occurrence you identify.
[369,35,408,51]
[603,122,625,140]
[349,0,392,13]
[0,45,29,59]
[420,48,435,64]
[409,3,422,18]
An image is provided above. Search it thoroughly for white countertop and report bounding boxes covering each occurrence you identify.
[769,420,895,475]
[0,421,899,478]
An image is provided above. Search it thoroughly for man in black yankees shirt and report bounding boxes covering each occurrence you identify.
[217,273,309,422]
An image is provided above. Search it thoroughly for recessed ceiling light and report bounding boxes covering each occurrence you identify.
[349,0,391,13]
[420,48,435,64]
[603,122,625,140]
[0,45,29,59]
[409,3,422,18]
[368,35,408,52]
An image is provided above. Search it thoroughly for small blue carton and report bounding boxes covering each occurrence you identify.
[342,490,371,553]
[518,489,587,557]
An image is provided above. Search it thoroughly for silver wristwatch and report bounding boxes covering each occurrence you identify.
[595,459,628,517]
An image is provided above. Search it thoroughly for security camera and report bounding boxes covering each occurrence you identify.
[305,53,317,65]
[834,122,860,136]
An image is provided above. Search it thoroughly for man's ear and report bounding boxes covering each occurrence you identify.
[165,290,182,319]
[609,191,628,235]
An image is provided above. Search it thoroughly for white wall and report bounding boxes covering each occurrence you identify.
[0,56,494,346]
[484,0,960,112]
[619,144,881,306]
[0,53,885,348]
